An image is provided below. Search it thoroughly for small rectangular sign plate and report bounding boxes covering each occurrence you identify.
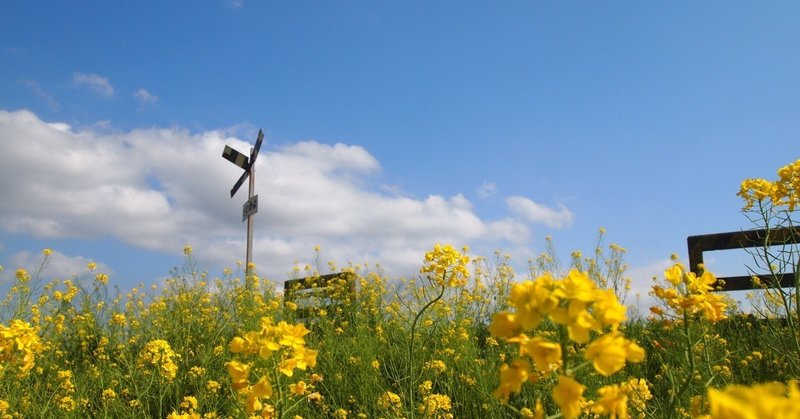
[242,194,258,222]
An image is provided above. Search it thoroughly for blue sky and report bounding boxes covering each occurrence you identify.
[1,1,798,307]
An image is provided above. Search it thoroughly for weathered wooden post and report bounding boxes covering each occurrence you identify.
[222,130,264,276]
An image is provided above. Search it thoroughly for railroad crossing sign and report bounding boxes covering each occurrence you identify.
[222,129,265,274]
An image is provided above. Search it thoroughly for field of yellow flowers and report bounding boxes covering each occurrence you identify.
[1,159,799,418]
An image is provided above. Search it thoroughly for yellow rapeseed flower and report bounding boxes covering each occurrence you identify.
[621,378,652,414]
[592,289,627,327]
[418,380,433,396]
[251,375,273,399]
[289,381,307,396]
[206,379,221,393]
[664,264,684,286]
[584,332,645,377]
[57,396,77,412]
[229,336,247,354]
[137,339,179,381]
[14,268,29,283]
[592,384,628,418]
[420,243,470,287]
[95,273,109,285]
[278,357,298,377]
[552,375,585,419]
[508,275,559,330]
[550,300,598,344]
[493,359,530,402]
[700,293,728,323]
[489,312,521,339]
[418,393,452,416]
[424,359,447,374]
[244,391,262,414]
[554,269,597,303]
[523,336,562,373]
[738,178,776,210]
[179,396,198,412]
[0,319,45,377]
[101,389,116,401]
[519,400,544,419]
[226,360,251,391]
[278,322,311,349]
[707,381,800,418]
[378,391,402,410]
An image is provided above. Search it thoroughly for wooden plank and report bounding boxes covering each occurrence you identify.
[686,227,800,291]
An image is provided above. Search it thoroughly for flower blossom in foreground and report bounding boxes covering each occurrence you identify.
[489,268,646,416]
[705,380,800,418]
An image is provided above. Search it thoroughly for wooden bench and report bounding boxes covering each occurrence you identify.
[687,227,800,291]
[283,272,356,319]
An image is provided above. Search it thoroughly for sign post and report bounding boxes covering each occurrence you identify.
[222,130,264,276]
[245,154,255,274]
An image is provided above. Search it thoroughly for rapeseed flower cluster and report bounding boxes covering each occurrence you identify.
[377,391,402,413]
[421,244,470,287]
[227,317,318,416]
[137,339,179,381]
[0,319,45,377]
[55,370,78,412]
[650,261,727,323]
[417,393,453,419]
[738,158,800,210]
[489,269,645,418]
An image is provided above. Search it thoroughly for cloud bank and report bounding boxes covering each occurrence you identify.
[0,109,574,280]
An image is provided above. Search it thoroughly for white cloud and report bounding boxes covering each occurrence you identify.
[506,196,574,229]
[72,72,114,96]
[477,181,496,198]
[134,89,159,105]
[0,109,543,281]
[3,249,113,284]
[486,219,530,244]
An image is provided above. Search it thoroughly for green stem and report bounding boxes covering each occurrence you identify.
[408,273,447,419]
[665,309,697,418]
